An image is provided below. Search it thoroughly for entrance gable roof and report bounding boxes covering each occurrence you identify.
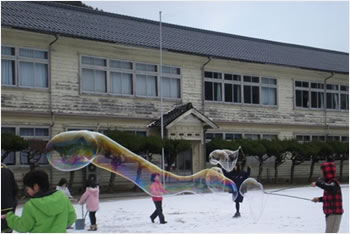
[147,103,218,129]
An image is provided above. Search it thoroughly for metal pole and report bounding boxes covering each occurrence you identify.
[159,11,165,187]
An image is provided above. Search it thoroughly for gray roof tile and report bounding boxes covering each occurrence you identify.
[2,1,348,73]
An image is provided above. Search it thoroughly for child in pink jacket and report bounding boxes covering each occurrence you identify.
[149,173,167,224]
[79,180,99,231]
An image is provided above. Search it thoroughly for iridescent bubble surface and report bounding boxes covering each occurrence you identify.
[46,131,238,199]
[209,149,239,172]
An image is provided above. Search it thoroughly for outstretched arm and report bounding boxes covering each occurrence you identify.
[315,179,338,193]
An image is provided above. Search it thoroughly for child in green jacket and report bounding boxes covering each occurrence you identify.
[1,170,76,233]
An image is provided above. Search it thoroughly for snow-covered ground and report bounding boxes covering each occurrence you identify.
[15,185,348,233]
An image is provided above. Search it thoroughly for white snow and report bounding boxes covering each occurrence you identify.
[14,185,348,233]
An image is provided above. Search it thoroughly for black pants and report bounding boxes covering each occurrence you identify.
[235,202,240,213]
[150,201,165,223]
[89,211,96,225]
[1,208,16,233]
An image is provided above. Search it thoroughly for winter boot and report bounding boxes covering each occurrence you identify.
[233,212,241,218]
[88,225,97,231]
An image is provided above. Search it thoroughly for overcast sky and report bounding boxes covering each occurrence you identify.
[83,1,349,53]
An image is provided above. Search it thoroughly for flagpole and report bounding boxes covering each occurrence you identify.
[159,11,165,187]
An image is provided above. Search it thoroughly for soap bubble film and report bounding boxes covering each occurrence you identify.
[46,131,238,199]
[209,149,239,172]
[240,178,265,222]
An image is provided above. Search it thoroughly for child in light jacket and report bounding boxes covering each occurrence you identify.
[149,173,167,224]
[79,180,99,231]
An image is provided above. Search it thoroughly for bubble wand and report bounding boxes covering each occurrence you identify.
[264,191,311,201]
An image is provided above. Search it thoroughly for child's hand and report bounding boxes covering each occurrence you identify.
[1,215,6,219]
[312,197,319,203]
[311,182,316,187]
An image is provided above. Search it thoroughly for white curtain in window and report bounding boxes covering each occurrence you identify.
[20,48,46,59]
[136,75,147,96]
[19,62,35,87]
[161,77,171,98]
[262,87,276,105]
[94,70,106,92]
[82,69,94,91]
[215,83,222,101]
[146,75,156,96]
[1,60,14,85]
[111,72,132,95]
[111,72,122,94]
[35,63,47,87]
[19,62,47,87]
[121,74,132,94]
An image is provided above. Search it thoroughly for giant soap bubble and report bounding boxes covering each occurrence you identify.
[46,131,238,199]
[240,178,265,222]
[209,149,239,172]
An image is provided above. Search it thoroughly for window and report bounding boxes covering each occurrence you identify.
[243,76,259,104]
[161,77,180,98]
[312,135,325,141]
[1,46,16,86]
[262,134,278,140]
[80,56,181,99]
[295,81,310,108]
[136,75,157,97]
[310,82,324,108]
[19,127,50,165]
[1,127,16,165]
[340,85,349,110]
[205,133,223,142]
[261,78,277,105]
[205,71,277,106]
[161,65,181,99]
[81,56,107,93]
[326,84,339,110]
[110,72,132,95]
[296,135,311,143]
[295,81,347,110]
[244,134,260,140]
[205,81,222,101]
[225,133,242,140]
[1,46,48,88]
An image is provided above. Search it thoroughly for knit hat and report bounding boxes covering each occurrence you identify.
[320,162,336,180]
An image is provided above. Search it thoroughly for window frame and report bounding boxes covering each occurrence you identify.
[1,45,49,89]
[80,54,181,100]
[204,70,278,107]
[294,80,348,111]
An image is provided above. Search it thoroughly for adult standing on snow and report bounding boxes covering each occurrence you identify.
[79,180,100,231]
[224,163,251,218]
[1,164,18,233]
[311,162,343,233]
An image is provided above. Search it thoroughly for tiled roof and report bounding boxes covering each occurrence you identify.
[1,1,348,73]
[147,103,217,129]
[148,103,194,128]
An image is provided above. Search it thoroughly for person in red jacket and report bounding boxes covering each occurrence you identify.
[311,162,343,233]
[149,173,167,224]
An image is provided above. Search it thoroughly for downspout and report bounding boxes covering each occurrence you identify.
[49,35,59,132]
[200,56,211,170]
[201,56,212,113]
[323,72,335,137]
[48,35,59,184]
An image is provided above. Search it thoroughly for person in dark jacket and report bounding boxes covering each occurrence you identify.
[1,164,18,233]
[311,162,343,233]
[224,163,251,218]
